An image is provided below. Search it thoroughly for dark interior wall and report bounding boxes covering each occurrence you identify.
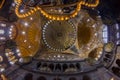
[0,0,13,19]
[97,0,120,23]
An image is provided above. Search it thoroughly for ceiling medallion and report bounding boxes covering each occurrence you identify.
[0,0,5,9]
[43,20,76,51]
[14,0,99,20]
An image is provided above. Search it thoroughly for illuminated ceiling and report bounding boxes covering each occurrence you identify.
[0,0,120,80]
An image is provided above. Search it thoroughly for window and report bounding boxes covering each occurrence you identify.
[116,32,119,39]
[0,37,5,40]
[115,24,119,30]
[102,25,108,43]
[116,40,120,45]
[0,23,6,27]
[0,29,4,34]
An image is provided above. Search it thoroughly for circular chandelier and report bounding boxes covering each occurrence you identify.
[0,0,5,9]
[14,0,99,20]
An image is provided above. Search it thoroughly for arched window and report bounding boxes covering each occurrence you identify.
[55,64,62,72]
[116,32,119,39]
[49,63,54,71]
[0,29,4,34]
[37,62,41,68]
[116,40,120,45]
[62,64,68,72]
[115,24,119,30]
[102,25,108,43]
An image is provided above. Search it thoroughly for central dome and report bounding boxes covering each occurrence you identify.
[43,21,76,51]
